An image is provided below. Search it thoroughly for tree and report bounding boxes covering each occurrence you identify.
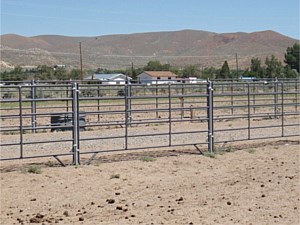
[143,61,170,71]
[250,57,264,77]
[54,67,68,80]
[182,65,200,78]
[284,43,299,72]
[70,69,81,80]
[201,67,218,79]
[217,61,230,79]
[285,67,299,78]
[36,65,55,80]
[1,66,25,81]
[265,55,283,78]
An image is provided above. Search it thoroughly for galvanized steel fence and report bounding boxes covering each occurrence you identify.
[0,79,299,165]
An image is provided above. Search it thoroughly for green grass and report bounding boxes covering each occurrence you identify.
[45,160,56,167]
[203,152,216,158]
[140,156,157,162]
[247,148,256,154]
[23,165,42,174]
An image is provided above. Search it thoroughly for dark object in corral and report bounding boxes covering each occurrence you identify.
[51,112,86,132]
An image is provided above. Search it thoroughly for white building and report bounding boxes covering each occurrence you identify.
[137,71,178,84]
[84,73,131,85]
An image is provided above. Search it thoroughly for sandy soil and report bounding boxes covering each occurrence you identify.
[1,140,299,225]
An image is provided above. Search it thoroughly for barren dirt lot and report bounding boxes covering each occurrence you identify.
[0,140,299,225]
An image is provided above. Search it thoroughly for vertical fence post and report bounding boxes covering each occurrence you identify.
[168,84,172,146]
[128,83,132,124]
[281,82,284,137]
[72,83,80,165]
[66,85,69,113]
[207,80,214,153]
[19,86,24,158]
[124,84,129,150]
[247,83,251,140]
[31,80,37,133]
[230,80,234,115]
[156,82,159,118]
[252,83,256,114]
[274,77,279,119]
[295,81,298,112]
[97,83,100,122]
[180,84,184,119]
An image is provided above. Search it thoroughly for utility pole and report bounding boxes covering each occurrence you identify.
[79,42,83,80]
[235,53,239,79]
[131,62,134,82]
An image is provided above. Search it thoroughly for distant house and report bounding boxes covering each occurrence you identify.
[84,73,131,85]
[137,71,178,84]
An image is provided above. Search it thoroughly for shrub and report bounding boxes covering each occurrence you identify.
[203,152,216,158]
[247,148,255,154]
[140,157,156,162]
[24,165,42,174]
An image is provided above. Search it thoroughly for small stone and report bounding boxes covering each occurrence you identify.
[176,197,183,201]
[79,217,84,221]
[116,206,123,210]
[36,213,44,219]
[106,199,115,204]
[30,217,42,223]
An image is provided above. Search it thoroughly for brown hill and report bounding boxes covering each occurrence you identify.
[0,30,298,70]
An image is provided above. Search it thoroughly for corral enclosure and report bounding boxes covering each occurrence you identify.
[0,79,299,164]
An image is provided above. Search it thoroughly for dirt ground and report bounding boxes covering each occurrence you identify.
[0,139,299,225]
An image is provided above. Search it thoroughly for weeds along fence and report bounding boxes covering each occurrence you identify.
[0,79,299,165]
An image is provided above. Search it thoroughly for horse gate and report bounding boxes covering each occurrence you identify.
[0,79,299,165]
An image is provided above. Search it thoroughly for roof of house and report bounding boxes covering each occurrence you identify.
[85,73,131,81]
[142,71,177,78]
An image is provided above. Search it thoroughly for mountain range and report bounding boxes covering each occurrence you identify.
[0,29,298,70]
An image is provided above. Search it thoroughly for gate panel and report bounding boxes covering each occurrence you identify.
[1,79,299,164]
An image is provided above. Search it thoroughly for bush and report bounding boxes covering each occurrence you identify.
[24,165,42,174]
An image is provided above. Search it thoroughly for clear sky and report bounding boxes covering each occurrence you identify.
[1,0,299,39]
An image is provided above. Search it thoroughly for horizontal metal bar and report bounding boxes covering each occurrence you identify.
[0,139,73,147]
[79,142,209,155]
[214,134,299,144]
[0,152,73,161]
